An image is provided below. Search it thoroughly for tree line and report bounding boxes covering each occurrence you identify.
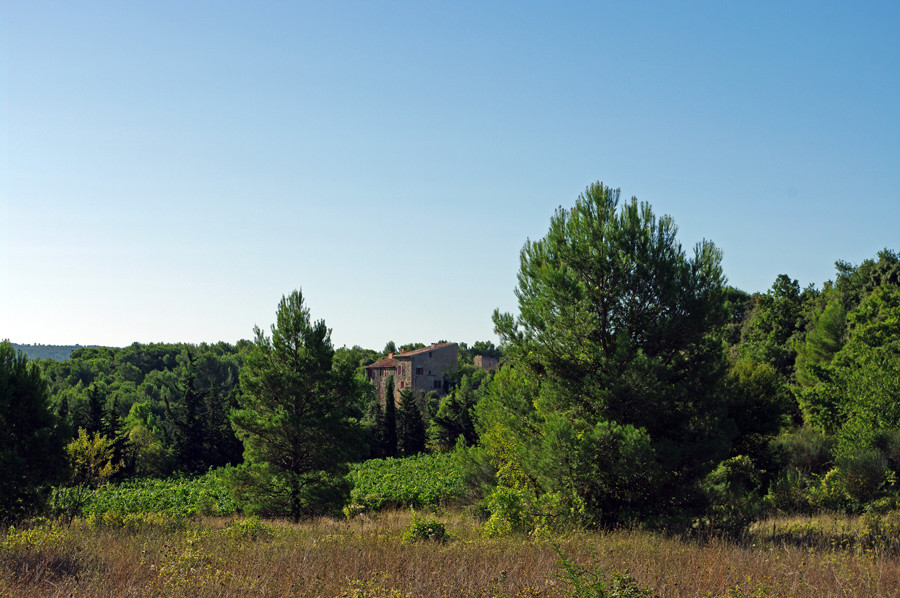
[2,179,898,532]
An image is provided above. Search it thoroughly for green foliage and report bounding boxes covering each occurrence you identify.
[554,545,659,598]
[383,376,397,457]
[834,248,900,309]
[222,515,275,541]
[401,514,449,544]
[348,452,467,511]
[771,426,833,475]
[739,275,809,378]
[50,471,239,518]
[834,450,893,507]
[721,287,754,348]
[482,486,571,537]
[489,182,731,526]
[39,341,246,476]
[65,429,121,487]
[225,462,351,518]
[797,285,900,454]
[794,294,846,387]
[765,467,816,514]
[396,389,425,456]
[165,352,208,472]
[457,340,503,366]
[228,289,364,520]
[334,345,382,372]
[721,359,792,472]
[0,341,67,521]
[428,371,488,451]
[125,402,173,476]
[700,455,764,537]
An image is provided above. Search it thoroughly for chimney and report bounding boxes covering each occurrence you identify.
[389,352,394,358]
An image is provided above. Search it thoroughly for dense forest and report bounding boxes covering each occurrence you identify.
[2,182,899,537]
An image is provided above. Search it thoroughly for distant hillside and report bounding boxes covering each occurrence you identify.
[10,343,105,361]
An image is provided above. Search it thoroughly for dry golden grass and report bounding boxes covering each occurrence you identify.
[3,510,900,597]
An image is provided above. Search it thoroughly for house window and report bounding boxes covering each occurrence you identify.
[433,380,442,389]
[400,381,406,389]
[397,365,402,376]
[416,366,423,375]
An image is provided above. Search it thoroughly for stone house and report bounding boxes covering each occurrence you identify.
[473,355,499,371]
[365,342,458,406]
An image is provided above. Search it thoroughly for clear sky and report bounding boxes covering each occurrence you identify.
[2,1,898,350]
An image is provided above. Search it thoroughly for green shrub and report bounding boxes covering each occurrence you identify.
[700,456,764,537]
[838,450,892,505]
[222,516,275,541]
[765,468,815,514]
[77,510,186,531]
[808,468,851,512]
[771,427,833,475]
[482,486,574,537]
[51,470,239,519]
[401,515,449,544]
[858,511,900,552]
[348,452,466,512]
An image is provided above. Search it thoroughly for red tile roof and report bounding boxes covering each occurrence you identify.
[394,342,457,358]
[364,342,456,369]
[365,356,396,369]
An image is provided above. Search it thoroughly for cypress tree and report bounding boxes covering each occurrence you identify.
[397,388,426,456]
[105,396,129,469]
[85,384,106,436]
[383,376,397,457]
[166,352,207,472]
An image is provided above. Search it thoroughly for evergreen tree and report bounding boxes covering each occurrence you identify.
[397,388,426,456]
[165,352,207,472]
[0,341,67,520]
[85,384,106,436]
[227,290,364,520]
[383,375,397,457]
[105,396,129,471]
[203,382,243,468]
[429,373,482,450]
[364,396,386,458]
[489,182,731,525]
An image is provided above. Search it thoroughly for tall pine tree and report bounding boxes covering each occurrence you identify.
[227,290,364,520]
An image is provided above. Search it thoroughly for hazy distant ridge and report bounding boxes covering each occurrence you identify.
[11,343,105,361]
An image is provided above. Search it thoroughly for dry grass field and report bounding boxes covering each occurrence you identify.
[3,510,900,597]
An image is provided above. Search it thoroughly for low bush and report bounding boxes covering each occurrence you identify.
[401,514,449,544]
[700,456,764,538]
[50,469,239,519]
[348,452,466,512]
[222,515,275,542]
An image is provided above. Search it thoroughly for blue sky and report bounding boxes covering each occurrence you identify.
[2,1,898,350]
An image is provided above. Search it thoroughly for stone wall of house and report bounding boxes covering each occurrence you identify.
[407,343,457,396]
[474,355,499,371]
